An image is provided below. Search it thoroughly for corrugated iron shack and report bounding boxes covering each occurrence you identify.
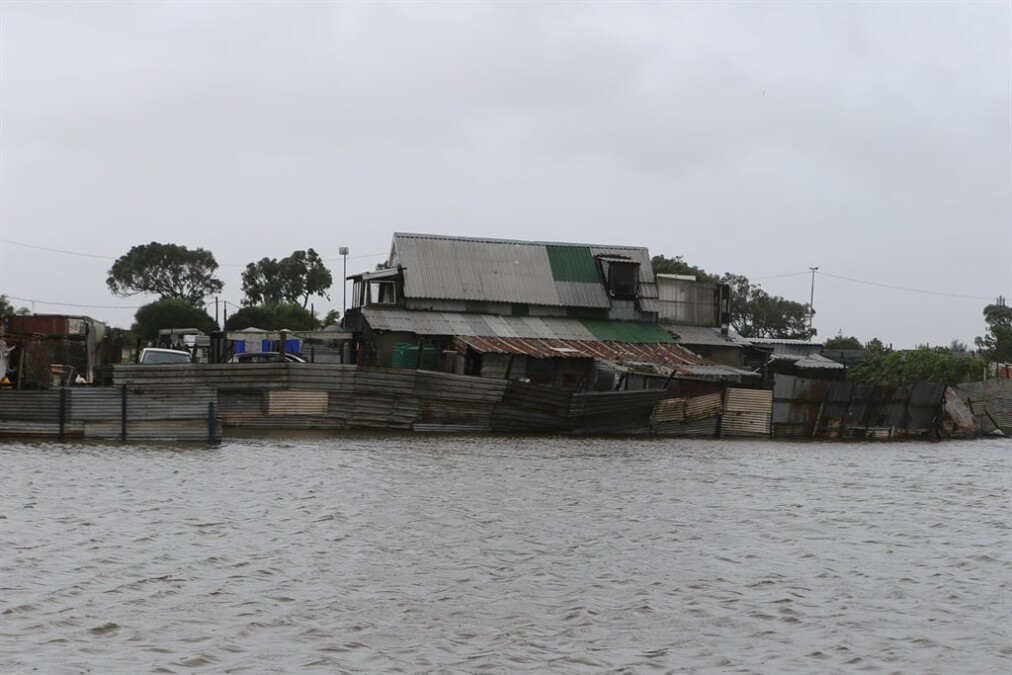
[1,314,117,388]
[734,337,845,381]
[344,233,754,391]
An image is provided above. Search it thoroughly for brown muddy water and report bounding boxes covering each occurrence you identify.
[1,435,1009,673]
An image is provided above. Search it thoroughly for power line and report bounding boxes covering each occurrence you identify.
[0,238,388,266]
[0,239,115,260]
[3,294,145,310]
[753,271,811,281]
[818,271,993,301]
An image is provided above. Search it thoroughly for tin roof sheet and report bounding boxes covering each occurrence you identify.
[545,245,602,283]
[740,337,824,347]
[666,325,740,348]
[580,319,674,343]
[391,233,654,308]
[770,353,845,370]
[677,364,759,378]
[458,336,704,364]
[362,308,599,340]
[553,281,611,308]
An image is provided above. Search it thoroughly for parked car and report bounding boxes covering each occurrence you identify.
[138,348,193,364]
[229,352,307,364]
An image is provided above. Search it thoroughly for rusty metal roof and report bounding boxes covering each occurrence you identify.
[457,335,705,363]
[456,336,756,379]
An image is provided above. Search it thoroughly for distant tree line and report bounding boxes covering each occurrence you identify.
[651,254,1011,387]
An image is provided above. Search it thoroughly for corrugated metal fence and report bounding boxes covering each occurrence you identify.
[2,365,997,441]
[773,375,947,439]
[0,386,215,442]
[955,380,1012,435]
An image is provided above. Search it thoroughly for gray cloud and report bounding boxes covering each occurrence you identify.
[1,1,1008,347]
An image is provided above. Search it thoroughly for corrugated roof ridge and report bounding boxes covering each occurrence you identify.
[393,232,648,252]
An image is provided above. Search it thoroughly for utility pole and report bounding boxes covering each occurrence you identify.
[808,267,819,335]
[339,247,349,326]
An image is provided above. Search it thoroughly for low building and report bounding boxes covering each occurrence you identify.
[735,337,845,381]
[0,314,118,387]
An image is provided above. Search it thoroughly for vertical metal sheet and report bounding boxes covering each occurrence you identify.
[722,388,772,437]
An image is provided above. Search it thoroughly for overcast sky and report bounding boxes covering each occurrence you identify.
[1,1,1009,348]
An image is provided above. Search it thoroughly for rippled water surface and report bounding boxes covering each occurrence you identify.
[1,435,1009,673]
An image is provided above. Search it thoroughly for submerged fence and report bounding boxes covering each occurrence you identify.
[771,376,948,439]
[0,365,1002,441]
[955,380,1012,435]
[0,386,216,442]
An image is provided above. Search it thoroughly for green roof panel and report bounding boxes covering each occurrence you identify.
[546,245,602,283]
[580,320,676,343]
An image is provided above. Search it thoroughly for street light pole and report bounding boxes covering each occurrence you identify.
[339,247,349,326]
[808,266,819,334]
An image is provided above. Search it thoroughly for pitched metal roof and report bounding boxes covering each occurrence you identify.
[390,233,655,308]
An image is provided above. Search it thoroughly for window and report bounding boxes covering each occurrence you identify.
[597,256,640,300]
[369,280,397,305]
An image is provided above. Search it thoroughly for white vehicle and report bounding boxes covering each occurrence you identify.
[138,348,193,364]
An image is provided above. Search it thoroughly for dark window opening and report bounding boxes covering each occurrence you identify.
[606,261,639,299]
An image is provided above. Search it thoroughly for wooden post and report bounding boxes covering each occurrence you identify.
[716,385,726,438]
[840,384,855,439]
[58,387,67,441]
[661,367,678,393]
[17,344,25,389]
[812,388,828,438]
[120,384,127,442]
[208,401,217,444]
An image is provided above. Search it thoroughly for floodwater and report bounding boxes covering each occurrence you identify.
[1,435,1009,674]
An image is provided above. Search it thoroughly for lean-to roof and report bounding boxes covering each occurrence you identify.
[361,308,674,342]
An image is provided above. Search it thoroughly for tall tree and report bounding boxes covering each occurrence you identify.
[650,255,718,282]
[975,299,1012,363]
[241,249,333,308]
[824,330,863,350]
[224,302,317,331]
[132,299,218,340]
[865,337,887,352]
[107,242,223,306]
[719,274,813,340]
